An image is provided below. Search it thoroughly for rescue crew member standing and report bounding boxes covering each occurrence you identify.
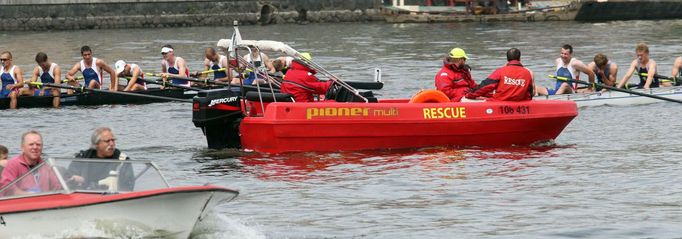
[0,51,26,109]
[160,45,191,87]
[465,48,534,101]
[65,46,118,92]
[586,53,618,91]
[28,52,61,108]
[536,44,595,95]
[617,43,660,89]
[200,47,231,82]
[281,59,332,102]
[114,60,146,91]
[435,48,477,102]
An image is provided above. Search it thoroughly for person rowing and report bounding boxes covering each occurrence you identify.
[0,51,26,109]
[271,52,311,75]
[27,52,61,107]
[617,43,660,89]
[586,53,618,92]
[160,44,191,88]
[536,44,595,95]
[114,60,147,91]
[435,48,477,102]
[65,46,119,92]
[464,48,535,101]
[198,47,231,82]
[238,45,276,85]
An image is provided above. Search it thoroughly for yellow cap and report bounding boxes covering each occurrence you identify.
[300,52,312,60]
[448,48,468,59]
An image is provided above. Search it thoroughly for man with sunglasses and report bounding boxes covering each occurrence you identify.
[68,127,134,191]
[0,51,26,109]
[435,48,478,102]
[160,45,191,88]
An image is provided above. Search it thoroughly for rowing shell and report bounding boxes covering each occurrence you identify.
[0,88,195,109]
[537,86,682,107]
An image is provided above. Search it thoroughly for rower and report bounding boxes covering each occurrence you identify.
[586,53,618,91]
[114,60,147,91]
[28,52,61,108]
[271,53,310,75]
[435,48,477,102]
[65,46,119,92]
[536,44,595,95]
[160,45,191,88]
[68,127,134,191]
[0,51,26,109]
[199,47,231,82]
[617,43,659,89]
[238,45,276,85]
[465,48,535,101]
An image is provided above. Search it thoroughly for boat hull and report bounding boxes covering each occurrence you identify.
[538,86,682,107]
[0,88,194,109]
[240,100,578,153]
[0,186,237,238]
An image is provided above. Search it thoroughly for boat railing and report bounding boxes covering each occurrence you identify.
[0,158,170,200]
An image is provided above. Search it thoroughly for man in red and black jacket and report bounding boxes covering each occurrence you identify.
[435,48,478,102]
[465,48,535,101]
[281,60,332,102]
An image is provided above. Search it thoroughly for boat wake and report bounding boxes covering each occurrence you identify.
[190,213,266,239]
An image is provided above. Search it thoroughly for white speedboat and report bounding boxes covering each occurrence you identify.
[0,158,238,238]
[537,86,682,107]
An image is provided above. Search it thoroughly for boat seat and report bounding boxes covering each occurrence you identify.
[245,91,294,102]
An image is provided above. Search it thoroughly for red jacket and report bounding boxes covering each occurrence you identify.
[465,60,534,101]
[281,61,332,102]
[435,62,477,102]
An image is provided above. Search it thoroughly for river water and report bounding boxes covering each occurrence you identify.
[2,20,682,238]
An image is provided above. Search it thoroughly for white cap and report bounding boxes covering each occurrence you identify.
[114,60,126,75]
[160,47,173,54]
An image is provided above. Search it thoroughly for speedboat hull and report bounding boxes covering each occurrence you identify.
[240,100,578,153]
[0,186,237,238]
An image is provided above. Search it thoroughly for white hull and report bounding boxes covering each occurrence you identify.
[537,86,682,107]
[0,190,234,239]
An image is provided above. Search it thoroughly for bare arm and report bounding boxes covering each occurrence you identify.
[644,60,656,89]
[30,67,40,83]
[98,59,118,91]
[177,58,188,77]
[124,67,142,91]
[215,56,231,82]
[617,60,637,88]
[673,57,682,79]
[65,63,81,81]
[262,54,276,74]
[573,60,595,86]
[606,63,618,86]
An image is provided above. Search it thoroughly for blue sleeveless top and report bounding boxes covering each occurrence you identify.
[637,66,660,88]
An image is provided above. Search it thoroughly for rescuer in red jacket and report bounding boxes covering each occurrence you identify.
[465,48,535,101]
[435,48,478,102]
[281,60,332,102]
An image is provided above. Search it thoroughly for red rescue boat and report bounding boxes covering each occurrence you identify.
[193,33,577,154]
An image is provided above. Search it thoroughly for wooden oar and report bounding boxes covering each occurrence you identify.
[549,75,682,104]
[29,82,191,103]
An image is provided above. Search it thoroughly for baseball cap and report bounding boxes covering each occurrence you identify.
[448,48,468,59]
[114,60,126,74]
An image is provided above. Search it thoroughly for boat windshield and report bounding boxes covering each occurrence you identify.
[0,158,169,198]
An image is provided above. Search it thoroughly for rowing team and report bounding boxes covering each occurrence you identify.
[0,43,295,109]
[435,42,682,102]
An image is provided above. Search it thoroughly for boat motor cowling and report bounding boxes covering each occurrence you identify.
[192,88,243,149]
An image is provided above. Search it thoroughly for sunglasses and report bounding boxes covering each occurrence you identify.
[0,58,9,62]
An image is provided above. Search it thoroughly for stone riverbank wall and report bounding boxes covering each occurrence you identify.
[0,0,385,31]
[575,0,682,21]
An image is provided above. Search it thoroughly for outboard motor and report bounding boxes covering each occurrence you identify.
[192,88,243,149]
